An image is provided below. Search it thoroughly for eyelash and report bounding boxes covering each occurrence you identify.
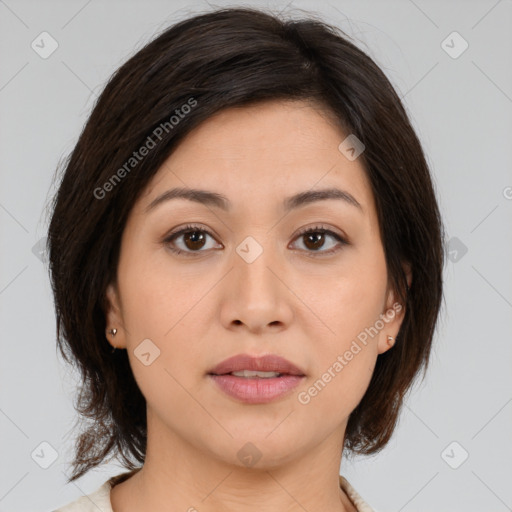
[163,223,348,258]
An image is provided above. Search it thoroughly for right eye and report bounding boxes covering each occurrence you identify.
[163,224,222,256]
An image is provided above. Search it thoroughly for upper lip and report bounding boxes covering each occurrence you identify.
[208,354,306,376]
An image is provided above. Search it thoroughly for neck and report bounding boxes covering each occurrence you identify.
[110,409,355,512]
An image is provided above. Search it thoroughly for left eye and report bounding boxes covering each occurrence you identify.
[163,224,347,257]
[291,227,347,254]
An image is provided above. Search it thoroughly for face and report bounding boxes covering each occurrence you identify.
[106,99,408,468]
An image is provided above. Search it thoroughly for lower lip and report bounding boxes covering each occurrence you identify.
[208,374,305,404]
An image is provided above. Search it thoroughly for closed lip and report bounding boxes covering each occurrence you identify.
[208,353,306,376]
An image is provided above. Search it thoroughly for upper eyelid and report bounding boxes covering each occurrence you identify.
[165,224,345,240]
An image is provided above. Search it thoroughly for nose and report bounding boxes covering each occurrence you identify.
[220,241,293,334]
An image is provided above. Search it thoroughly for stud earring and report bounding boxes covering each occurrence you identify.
[387,335,395,347]
[107,328,118,353]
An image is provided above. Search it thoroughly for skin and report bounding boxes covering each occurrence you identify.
[105,99,410,512]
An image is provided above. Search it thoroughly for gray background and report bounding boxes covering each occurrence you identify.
[1,0,511,511]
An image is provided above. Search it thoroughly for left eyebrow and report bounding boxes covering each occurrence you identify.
[282,188,363,213]
[144,186,363,214]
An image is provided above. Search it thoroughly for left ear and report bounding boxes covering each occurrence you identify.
[377,261,412,355]
[104,281,127,350]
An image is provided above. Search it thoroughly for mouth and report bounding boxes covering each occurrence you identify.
[207,353,306,404]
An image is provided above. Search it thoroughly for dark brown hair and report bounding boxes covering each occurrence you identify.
[47,6,445,482]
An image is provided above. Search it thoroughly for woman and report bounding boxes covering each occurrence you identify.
[48,7,444,512]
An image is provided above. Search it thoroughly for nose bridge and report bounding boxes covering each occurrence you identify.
[234,233,279,296]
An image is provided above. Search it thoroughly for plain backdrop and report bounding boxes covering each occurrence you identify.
[1,1,511,511]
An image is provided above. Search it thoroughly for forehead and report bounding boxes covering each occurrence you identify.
[169,99,347,163]
[139,99,375,218]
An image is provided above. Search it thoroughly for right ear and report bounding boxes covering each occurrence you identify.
[105,282,127,349]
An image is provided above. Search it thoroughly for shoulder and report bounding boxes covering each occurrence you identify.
[339,475,376,512]
[52,480,112,512]
[52,469,141,511]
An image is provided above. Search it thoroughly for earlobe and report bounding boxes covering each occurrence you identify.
[105,283,127,349]
[377,302,405,355]
[378,263,411,355]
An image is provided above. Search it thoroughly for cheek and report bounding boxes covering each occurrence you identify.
[304,249,387,405]
[117,258,202,412]
[302,299,378,419]
[316,248,388,340]
[117,244,193,336]
[117,248,211,397]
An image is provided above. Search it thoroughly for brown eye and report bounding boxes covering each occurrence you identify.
[303,231,325,251]
[182,230,206,250]
[291,226,348,255]
[164,224,220,256]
